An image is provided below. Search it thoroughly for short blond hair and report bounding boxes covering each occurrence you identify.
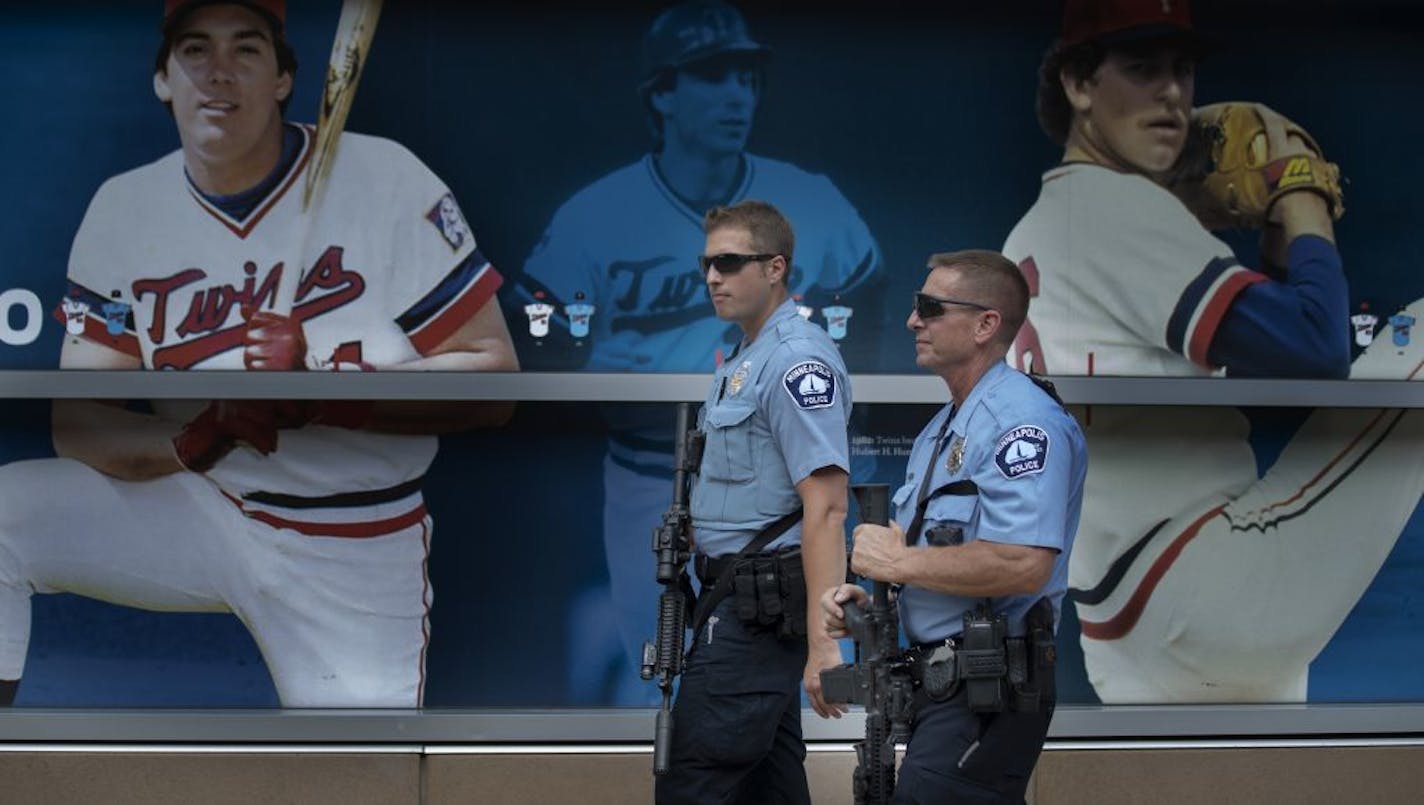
[704,199,795,265]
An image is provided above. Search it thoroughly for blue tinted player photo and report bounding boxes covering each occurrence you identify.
[511,0,885,704]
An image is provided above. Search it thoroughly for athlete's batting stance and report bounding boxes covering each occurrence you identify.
[1004,0,1424,702]
[0,0,516,707]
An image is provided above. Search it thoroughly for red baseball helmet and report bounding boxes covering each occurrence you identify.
[1061,0,1198,47]
[163,0,286,28]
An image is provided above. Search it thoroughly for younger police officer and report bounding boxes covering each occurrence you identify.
[657,200,849,804]
[822,250,1087,803]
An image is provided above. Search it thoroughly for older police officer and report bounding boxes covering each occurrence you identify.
[822,250,1086,803]
[657,200,850,804]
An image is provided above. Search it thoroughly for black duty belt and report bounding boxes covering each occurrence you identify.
[905,636,961,659]
[689,509,803,635]
[695,545,805,585]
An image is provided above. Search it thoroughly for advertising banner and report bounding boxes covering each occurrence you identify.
[0,1,1419,710]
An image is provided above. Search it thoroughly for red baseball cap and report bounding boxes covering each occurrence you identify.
[1061,0,1199,47]
[163,0,286,28]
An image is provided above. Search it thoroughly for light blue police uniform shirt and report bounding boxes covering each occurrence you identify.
[894,361,1087,642]
[691,299,852,558]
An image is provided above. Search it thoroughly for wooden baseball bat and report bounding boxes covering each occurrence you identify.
[273,0,384,316]
[303,0,384,212]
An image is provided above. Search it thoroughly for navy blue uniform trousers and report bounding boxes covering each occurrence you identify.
[655,597,810,805]
[893,687,1054,804]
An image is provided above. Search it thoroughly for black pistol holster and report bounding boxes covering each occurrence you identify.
[1012,596,1057,712]
[967,597,1056,714]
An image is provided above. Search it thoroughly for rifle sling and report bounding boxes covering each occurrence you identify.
[904,479,978,547]
[690,508,803,636]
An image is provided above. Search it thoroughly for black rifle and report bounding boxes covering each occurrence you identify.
[640,402,703,776]
[819,484,916,804]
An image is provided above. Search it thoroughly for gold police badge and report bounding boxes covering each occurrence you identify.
[728,361,752,396]
[947,436,965,473]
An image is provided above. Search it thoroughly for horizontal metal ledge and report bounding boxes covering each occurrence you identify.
[3,737,1421,755]
[0,371,1421,407]
[0,703,1420,743]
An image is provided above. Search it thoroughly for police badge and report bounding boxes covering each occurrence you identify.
[947,436,965,474]
[728,361,752,396]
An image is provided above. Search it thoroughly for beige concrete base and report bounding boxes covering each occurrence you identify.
[1033,746,1420,805]
[423,751,860,804]
[0,751,421,805]
[0,744,1418,804]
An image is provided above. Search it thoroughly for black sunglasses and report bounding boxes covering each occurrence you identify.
[699,253,778,276]
[913,291,994,320]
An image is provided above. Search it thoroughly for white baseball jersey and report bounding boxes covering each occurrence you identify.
[524,301,553,337]
[1351,311,1379,347]
[1004,163,1268,378]
[3,124,502,706]
[1003,163,1261,598]
[1003,161,1424,702]
[60,297,88,335]
[65,124,501,528]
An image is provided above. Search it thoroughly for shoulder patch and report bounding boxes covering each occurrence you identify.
[426,192,472,251]
[782,360,836,410]
[995,425,1049,479]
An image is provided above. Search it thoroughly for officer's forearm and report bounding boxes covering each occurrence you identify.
[893,539,1054,597]
[796,469,849,645]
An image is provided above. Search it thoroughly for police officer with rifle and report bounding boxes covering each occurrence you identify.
[822,250,1087,803]
[652,200,851,805]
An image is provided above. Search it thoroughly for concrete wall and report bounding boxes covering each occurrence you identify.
[1,744,1417,804]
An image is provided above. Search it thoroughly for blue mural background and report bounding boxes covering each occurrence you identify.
[0,1,1419,708]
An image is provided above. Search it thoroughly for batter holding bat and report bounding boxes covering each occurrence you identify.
[0,0,516,707]
[1003,0,1424,702]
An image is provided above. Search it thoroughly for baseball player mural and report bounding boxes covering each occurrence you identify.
[509,0,884,703]
[0,0,517,707]
[1004,0,1424,702]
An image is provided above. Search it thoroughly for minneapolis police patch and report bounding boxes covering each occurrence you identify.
[995,425,1049,479]
[782,361,836,410]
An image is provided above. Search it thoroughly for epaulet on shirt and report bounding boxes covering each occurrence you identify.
[773,313,819,342]
[772,316,797,340]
